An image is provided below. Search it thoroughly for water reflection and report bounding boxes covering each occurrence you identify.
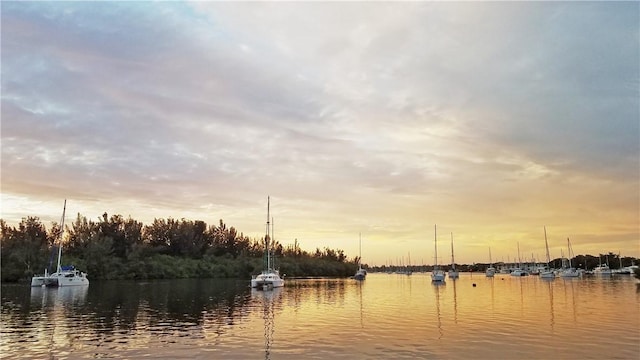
[452,279,458,324]
[3,275,639,359]
[433,282,444,339]
[545,280,555,332]
[251,288,282,360]
[30,285,88,307]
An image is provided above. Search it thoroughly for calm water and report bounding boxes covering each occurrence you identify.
[1,273,638,359]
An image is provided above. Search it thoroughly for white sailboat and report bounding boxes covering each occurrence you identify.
[31,200,89,287]
[251,197,285,289]
[510,242,528,276]
[593,254,612,276]
[560,237,580,278]
[431,225,445,283]
[448,232,459,279]
[354,233,367,280]
[540,226,555,279]
[486,247,496,277]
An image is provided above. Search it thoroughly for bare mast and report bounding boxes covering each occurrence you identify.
[56,199,67,273]
[266,196,271,271]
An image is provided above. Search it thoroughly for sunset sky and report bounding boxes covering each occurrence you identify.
[2,2,638,266]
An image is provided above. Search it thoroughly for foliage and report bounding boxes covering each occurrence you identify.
[0,215,357,282]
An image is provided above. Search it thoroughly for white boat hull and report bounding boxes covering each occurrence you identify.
[540,271,556,279]
[448,270,459,279]
[431,270,446,282]
[251,271,284,289]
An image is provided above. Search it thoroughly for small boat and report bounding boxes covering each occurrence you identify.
[431,225,445,283]
[485,247,496,277]
[593,255,612,276]
[31,200,89,287]
[510,242,528,276]
[559,238,580,278]
[354,234,367,280]
[510,268,528,277]
[251,197,285,289]
[448,232,459,279]
[540,227,555,279]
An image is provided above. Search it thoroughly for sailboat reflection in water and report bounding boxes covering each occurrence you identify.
[252,287,282,360]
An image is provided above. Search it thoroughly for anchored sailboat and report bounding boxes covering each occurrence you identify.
[431,225,445,283]
[31,200,89,287]
[354,233,367,280]
[251,197,285,289]
[540,227,555,279]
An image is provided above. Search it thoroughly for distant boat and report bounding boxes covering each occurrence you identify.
[540,227,555,279]
[354,233,367,280]
[593,254,612,276]
[559,238,580,278]
[251,197,285,289]
[448,232,459,279]
[431,225,445,283]
[31,200,89,287]
[510,242,528,276]
[485,247,496,278]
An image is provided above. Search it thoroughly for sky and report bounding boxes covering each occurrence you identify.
[1,1,638,266]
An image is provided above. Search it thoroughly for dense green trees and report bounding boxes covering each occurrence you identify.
[0,214,358,282]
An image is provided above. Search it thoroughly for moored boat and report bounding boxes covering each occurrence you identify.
[31,200,89,287]
[251,197,284,289]
[539,227,555,279]
[431,225,445,283]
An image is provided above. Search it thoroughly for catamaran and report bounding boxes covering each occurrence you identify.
[251,197,285,289]
[431,225,445,283]
[31,200,89,287]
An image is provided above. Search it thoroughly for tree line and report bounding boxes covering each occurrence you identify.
[0,213,359,282]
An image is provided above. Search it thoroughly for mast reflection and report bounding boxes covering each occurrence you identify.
[252,287,283,360]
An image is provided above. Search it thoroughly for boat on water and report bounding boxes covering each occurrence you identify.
[251,197,284,289]
[31,200,89,287]
[560,237,580,278]
[448,232,459,279]
[510,242,528,276]
[431,225,445,283]
[540,227,555,279]
[593,255,612,276]
[354,233,367,280]
[486,247,496,277]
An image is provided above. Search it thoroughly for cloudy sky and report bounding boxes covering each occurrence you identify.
[2,1,638,265]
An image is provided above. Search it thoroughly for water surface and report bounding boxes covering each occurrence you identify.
[2,274,638,359]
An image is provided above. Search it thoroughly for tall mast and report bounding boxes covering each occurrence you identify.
[266,196,270,270]
[56,199,67,273]
[489,247,492,266]
[358,233,362,269]
[567,238,572,268]
[450,232,455,270]
[544,226,551,265]
[434,224,438,268]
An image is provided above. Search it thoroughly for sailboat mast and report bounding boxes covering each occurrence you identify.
[544,226,551,264]
[56,199,67,273]
[266,196,270,271]
[434,225,438,268]
[489,247,492,266]
[450,232,455,270]
[567,238,572,268]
